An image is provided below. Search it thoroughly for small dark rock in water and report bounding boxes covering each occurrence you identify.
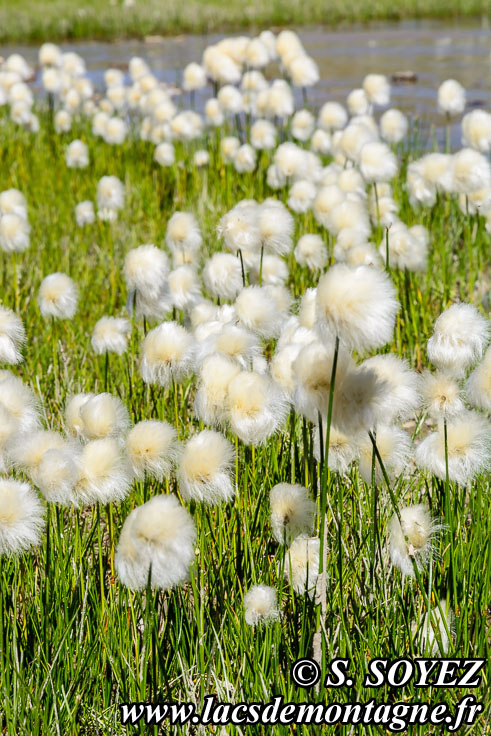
[391,71,418,83]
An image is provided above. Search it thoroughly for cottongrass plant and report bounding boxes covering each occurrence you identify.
[0,31,489,734]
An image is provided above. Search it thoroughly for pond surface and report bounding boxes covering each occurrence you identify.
[2,18,490,145]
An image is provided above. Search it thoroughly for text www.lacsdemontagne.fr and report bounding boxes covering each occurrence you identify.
[120,695,483,731]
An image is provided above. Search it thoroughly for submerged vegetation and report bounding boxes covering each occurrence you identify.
[0,0,490,44]
[0,29,490,735]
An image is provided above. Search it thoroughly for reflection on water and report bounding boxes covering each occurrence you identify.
[1,18,490,146]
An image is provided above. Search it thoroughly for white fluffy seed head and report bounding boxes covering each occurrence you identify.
[126,420,177,481]
[437,79,465,116]
[9,430,67,473]
[124,244,169,301]
[75,200,95,226]
[115,494,196,591]
[227,370,288,445]
[0,371,39,435]
[178,430,234,505]
[244,585,279,626]
[358,425,411,484]
[203,253,243,301]
[97,175,124,211]
[78,392,129,440]
[360,354,421,422]
[91,316,130,355]
[388,505,439,577]
[36,448,80,505]
[451,148,491,194]
[140,322,195,387]
[315,264,399,353]
[461,109,491,153]
[380,108,408,143]
[73,437,131,506]
[0,188,27,219]
[0,212,30,253]
[284,536,320,597]
[412,601,454,655]
[65,139,89,168]
[194,353,241,425]
[294,234,327,270]
[0,479,45,556]
[0,307,25,364]
[421,371,465,420]
[166,211,202,254]
[235,285,284,339]
[313,421,359,475]
[293,339,351,423]
[168,265,202,310]
[415,410,490,485]
[465,345,491,412]
[427,303,489,377]
[363,73,390,106]
[38,273,78,319]
[270,483,316,545]
[359,141,398,182]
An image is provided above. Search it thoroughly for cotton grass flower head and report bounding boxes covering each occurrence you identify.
[102,117,128,145]
[126,420,177,481]
[294,234,327,270]
[359,141,398,182]
[361,354,421,423]
[154,142,175,167]
[235,285,284,339]
[78,392,129,441]
[318,101,347,131]
[421,371,465,420]
[313,422,359,475]
[380,108,408,144]
[358,425,411,484]
[437,79,465,116]
[288,179,317,214]
[244,585,279,627]
[35,447,80,505]
[451,148,491,194]
[140,321,195,387]
[234,144,257,174]
[183,62,207,91]
[427,303,489,377]
[38,273,78,319]
[65,139,89,168]
[203,253,243,301]
[257,201,294,256]
[315,263,399,353]
[73,437,131,506]
[284,536,320,597]
[168,265,202,310]
[124,243,169,303]
[363,73,390,106]
[75,200,95,226]
[91,316,130,355]
[250,119,276,150]
[412,601,454,655]
[65,392,94,436]
[166,211,202,255]
[9,430,67,477]
[269,483,316,545]
[0,213,30,253]
[0,188,27,219]
[388,504,442,577]
[0,307,25,365]
[227,370,288,445]
[415,410,490,485]
[115,494,196,591]
[381,221,428,271]
[97,175,124,214]
[465,345,491,412]
[194,353,241,424]
[0,371,39,435]
[293,339,351,423]
[178,430,234,505]
[0,479,45,556]
[461,109,491,153]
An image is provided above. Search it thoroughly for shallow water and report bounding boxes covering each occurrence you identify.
[2,18,490,145]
